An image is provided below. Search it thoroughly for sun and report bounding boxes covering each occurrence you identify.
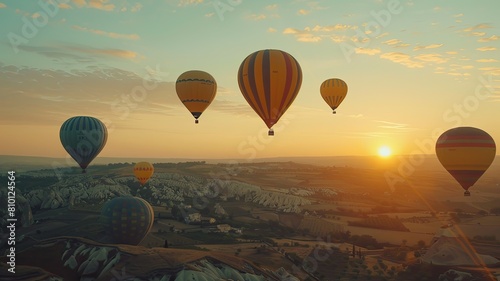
[378,146,392,158]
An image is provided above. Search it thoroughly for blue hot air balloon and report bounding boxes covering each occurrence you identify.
[101,196,154,245]
[60,116,108,173]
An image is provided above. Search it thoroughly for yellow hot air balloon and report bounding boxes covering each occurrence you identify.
[320,78,348,114]
[133,162,154,185]
[436,127,496,196]
[238,49,302,136]
[176,70,217,124]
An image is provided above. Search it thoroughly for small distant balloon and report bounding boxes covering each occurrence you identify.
[237,49,302,136]
[320,78,348,114]
[176,70,217,124]
[59,116,108,173]
[134,162,154,185]
[101,196,154,245]
[436,127,496,196]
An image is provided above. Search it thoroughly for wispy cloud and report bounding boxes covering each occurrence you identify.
[379,52,424,68]
[267,27,277,33]
[72,25,140,40]
[266,4,278,10]
[71,0,115,11]
[413,44,443,51]
[479,67,500,76]
[69,47,140,59]
[462,23,493,33]
[476,46,497,51]
[246,14,267,21]
[178,0,203,6]
[414,53,447,64]
[478,35,500,42]
[283,24,357,43]
[0,2,6,8]
[298,9,310,15]
[476,59,498,63]
[283,28,321,42]
[355,48,381,55]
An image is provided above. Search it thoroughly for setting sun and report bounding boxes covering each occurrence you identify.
[378,146,392,158]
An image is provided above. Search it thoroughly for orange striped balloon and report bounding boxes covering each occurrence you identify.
[238,49,302,135]
[320,78,348,114]
[436,127,496,196]
[133,162,154,185]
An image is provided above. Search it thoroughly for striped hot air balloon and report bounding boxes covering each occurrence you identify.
[238,49,302,136]
[176,70,217,124]
[320,78,348,114]
[134,162,154,185]
[59,116,108,173]
[101,196,154,245]
[436,127,496,196]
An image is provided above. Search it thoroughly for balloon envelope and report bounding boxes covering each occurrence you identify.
[60,116,108,172]
[134,162,154,185]
[176,70,217,123]
[436,127,496,194]
[320,78,348,114]
[238,49,302,135]
[101,196,154,245]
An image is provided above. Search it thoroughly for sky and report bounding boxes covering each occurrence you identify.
[1,0,499,160]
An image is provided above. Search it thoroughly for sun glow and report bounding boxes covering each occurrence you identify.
[378,146,392,158]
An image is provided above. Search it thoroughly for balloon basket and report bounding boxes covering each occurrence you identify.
[332,110,337,114]
[464,190,471,196]
[268,129,274,136]
[82,169,87,174]
[195,119,199,124]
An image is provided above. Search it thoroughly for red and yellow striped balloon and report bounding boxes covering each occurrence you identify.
[238,49,302,135]
[133,162,154,185]
[436,127,496,196]
[320,78,348,114]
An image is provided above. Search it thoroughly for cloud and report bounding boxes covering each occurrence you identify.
[355,48,381,55]
[478,35,500,42]
[0,65,177,126]
[312,24,354,32]
[130,3,142,12]
[413,44,443,51]
[414,53,447,64]
[298,9,310,15]
[205,12,214,17]
[462,23,493,33]
[267,27,277,33]
[69,47,139,59]
[178,0,203,6]
[266,4,278,10]
[453,13,463,18]
[375,120,412,130]
[71,0,115,11]
[382,38,410,48]
[59,2,72,9]
[72,25,140,40]
[0,2,6,8]
[479,67,500,76]
[476,59,498,63]
[445,51,458,55]
[283,28,321,42]
[246,14,266,21]
[379,52,424,68]
[476,46,496,51]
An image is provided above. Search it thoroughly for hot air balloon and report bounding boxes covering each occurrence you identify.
[101,196,154,245]
[134,162,154,185]
[238,49,302,136]
[60,116,108,173]
[176,70,217,124]
[436,127,496,196]
[320,78,348,114]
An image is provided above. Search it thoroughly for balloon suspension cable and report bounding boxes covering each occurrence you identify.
[195,119,199,124]
[268,128,274,136]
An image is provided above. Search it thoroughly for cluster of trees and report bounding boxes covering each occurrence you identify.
[348,215,409,232]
